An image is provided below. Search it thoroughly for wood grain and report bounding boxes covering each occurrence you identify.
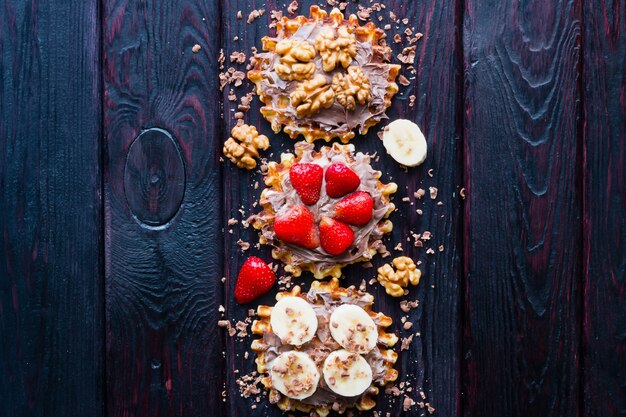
[463,1,582,416]
[220,1,462,416]
[582,1,626,416]
[0,1,104,415]
[103,0,224,415]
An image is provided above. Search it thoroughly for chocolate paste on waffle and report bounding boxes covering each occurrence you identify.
[255,142,392,275]
[260,287,389,408]
[257,22,394,136]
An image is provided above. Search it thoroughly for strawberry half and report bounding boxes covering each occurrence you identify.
[290,163,324,205]
[234,256,276,304]
[333,192,374,226]
[319,216,354,256]
[325,163,361,198]
[274,205,320,249]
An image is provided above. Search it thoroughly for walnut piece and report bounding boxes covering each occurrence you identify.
[376,256,421,297]
[332,66,371,111]
[275,39,317,81]
[315,26,357,72]
[290,74,335,118]
[223,124,270,170]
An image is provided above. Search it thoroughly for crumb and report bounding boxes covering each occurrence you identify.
[287,0,298,14]
[230,51,246,64]
[459,187,466,199]
[237,239,250,251]
[401,334,413,350]
[426,248,435,255]
[428,169,434,177]
[247,9,265,24]
[237,10,242,19]
[400,299,419,313]
[414,188,425,199]
[394,242,403,251]
[398,74,410,86]
[192,44,201,53]
[439,245,444,252]
[429,187,438,199]
[403,396,415,411]
[409,95,416,107]
[403,321,413,330]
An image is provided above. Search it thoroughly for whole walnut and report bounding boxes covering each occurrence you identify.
[275,39,317,81]
[223,124,270,170]
[332,66,371,111]
[290,74,335,118]
[315,26,357,72]
[377,256,421,297]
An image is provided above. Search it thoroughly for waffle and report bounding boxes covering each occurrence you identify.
[251,278,399,416]
[250,141,397,279]
[248,6,401,143]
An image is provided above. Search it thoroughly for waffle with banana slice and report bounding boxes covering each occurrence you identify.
[250,141,397,279]
[251,278,399,416]
[248,6,401,143]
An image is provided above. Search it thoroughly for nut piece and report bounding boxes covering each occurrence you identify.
[223,124,270,170]
[315,26,357,72]
[376,256,421,297]
[332,66,371,111]
[275,39,317,81]
[290,74,335,118]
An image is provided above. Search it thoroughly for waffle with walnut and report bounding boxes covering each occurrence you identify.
[248,6,401,143]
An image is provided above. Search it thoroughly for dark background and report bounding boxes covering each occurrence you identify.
[1,0,624,416]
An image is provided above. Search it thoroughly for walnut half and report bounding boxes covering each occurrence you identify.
[332,66,371,111]
[223,124,270,170]
[290,74,335,118]
[376,256,421,297]
[315,26,357,72]
[274,39,317,81]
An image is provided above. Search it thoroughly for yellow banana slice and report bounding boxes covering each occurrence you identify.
[270,296,318,345]
[381,119,427,167]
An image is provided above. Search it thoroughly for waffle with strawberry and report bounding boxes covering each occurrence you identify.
[251,141,397,279]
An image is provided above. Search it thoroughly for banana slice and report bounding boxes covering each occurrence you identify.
[270,351,320,400]
[329,304,378,354]
[322,349,373,397]
[270,296,318,345]
[381,119,427,167]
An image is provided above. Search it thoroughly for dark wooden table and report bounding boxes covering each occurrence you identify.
[1,0,625,416]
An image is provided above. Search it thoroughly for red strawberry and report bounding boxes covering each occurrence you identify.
[319,216,354,256]
[290,163,324,205]
[234,256,276,304]
[333,192,374,226]
[325,163,361,198]
[274,205,320,249]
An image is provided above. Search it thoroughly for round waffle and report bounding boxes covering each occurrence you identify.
[250,141,397,279]
[251,278,399,416]
[248,6,401,143]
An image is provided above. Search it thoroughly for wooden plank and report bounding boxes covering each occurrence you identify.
[220,0,462,415]
[582,1,626,416]
[462,1,582,416]
[103,0,224,415]
[0,1,104,415]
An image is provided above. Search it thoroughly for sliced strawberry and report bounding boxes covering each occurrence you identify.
[333,192,374,226]
[325,163,361,198]
[274,205,320,249]
[289,163,324,205]
[234,256,276,304]
[319,216,354,256]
